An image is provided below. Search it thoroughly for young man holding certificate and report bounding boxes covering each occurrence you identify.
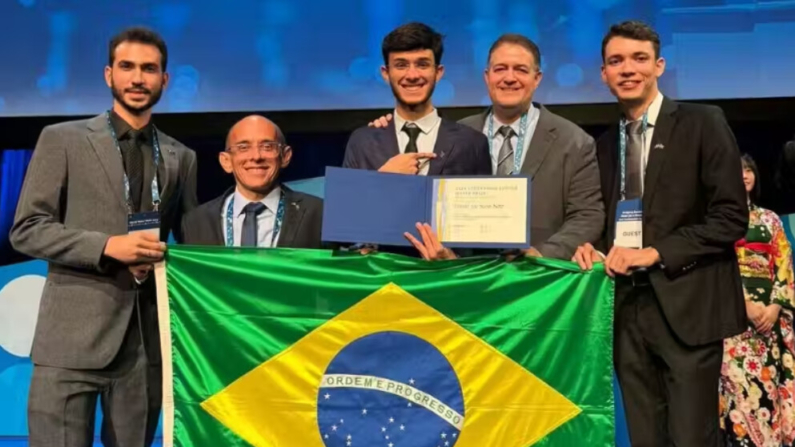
[572,21,748,446]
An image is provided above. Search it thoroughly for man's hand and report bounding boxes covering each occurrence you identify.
[503,247,542,261]
[129,264,153,283]
[404,223,457,261]
[369,114,393,128]
[572,243,604,271]
[104,232,165,265]
[378,153,436,175]
[604,246,661,277]
[755,304,781,335]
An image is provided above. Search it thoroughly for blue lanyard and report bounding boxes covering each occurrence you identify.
[106,111,161,213]
[488,111,528,175]
[618,112,648,200]
[225,191,286,247]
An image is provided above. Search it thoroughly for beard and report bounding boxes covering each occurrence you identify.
[390,79,436,110]
[111,80,163,115]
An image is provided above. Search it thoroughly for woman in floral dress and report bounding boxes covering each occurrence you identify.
[720,154,795,446]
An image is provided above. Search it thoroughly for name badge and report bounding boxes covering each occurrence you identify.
[128,211,161,236]
[615,199,642,248]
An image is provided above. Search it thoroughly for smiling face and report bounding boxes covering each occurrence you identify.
[381,49,444,111]
[105,41,168,115]
[219,116,292,199]
[485,43,541,117]
[601,36,665,107]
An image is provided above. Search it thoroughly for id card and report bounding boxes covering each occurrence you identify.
[128,211,161,236]
[614,199,642,248]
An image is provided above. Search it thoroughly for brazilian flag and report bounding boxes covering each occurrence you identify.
[156,247,615,447]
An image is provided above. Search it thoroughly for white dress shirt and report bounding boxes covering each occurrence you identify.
[393,108,442,176]
[221,186,282,247]
[628,91,664,195]
[482,103,541,174]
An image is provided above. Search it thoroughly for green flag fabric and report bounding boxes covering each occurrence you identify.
[156,246,615,447]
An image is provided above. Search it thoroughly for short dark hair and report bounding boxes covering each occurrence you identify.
[741,153,761,204]
[601,21,660,62]
[382,22,444,65]
[487,34,542,71]
[109,26,168,71]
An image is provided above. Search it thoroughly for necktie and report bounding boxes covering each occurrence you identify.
[402,123,421,154]
[241,202,267,247]
[625,120,644,199]
[121,130,144,212]
[496,125,516,176]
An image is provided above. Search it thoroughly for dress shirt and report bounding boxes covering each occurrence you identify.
[482,103,541,175]
[221,186,282,247]
[393,108,442,176]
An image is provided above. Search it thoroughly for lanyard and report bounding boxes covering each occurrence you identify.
[106,111,161,213]
[488,111,528,175]
[618,112,649,200]
[225,191,286,247]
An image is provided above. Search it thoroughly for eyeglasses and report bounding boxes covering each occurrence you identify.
[226,141,286,155]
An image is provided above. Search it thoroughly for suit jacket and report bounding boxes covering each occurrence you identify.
[181,185,324,248]
[10,113,198,369]
[459,104,605,259]
[596,97,748,346]
[342,118,492,176]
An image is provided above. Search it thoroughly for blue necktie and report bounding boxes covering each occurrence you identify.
[241,202,266,247]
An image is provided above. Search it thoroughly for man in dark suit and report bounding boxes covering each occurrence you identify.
[182,115,323,248]
[10,27,198,447]
[369,34,603,261]
[573,21,748,446]
[343,22,491,177]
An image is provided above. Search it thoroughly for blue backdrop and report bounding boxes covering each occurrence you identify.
[1,0,795,116]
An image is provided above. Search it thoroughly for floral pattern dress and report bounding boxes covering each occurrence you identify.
[721,205,795,446]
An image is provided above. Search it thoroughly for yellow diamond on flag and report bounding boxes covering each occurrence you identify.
[201,283,581,447]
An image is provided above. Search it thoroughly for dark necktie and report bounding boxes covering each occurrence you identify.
[625,120,644,199]
[241,202,267,247]
[402,123,421,154]
[121,130,144,212]
[496,125,516,176]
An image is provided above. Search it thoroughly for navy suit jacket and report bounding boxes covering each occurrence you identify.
[342,118,491,175]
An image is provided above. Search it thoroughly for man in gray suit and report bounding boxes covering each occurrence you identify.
[379,34,604,260]
[10,27,197,447]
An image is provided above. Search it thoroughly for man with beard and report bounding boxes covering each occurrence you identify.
[343,22,491,176]
[181,115,323,248]
[10,27,197,447]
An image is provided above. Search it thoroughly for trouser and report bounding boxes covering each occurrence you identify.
[615,279,723,447]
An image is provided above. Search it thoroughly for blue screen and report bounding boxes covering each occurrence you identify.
[1,0,794,117]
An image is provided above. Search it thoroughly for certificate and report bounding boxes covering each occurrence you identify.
[431,177,529,246]
[321,167,531,249]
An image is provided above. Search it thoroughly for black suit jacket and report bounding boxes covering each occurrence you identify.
[596,97,749,346]
[181,185,324,248]
[342,118,492,175]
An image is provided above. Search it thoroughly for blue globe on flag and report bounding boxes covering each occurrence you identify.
[317,331,465,447]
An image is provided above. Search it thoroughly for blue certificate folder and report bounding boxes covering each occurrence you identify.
[321,167,531,249]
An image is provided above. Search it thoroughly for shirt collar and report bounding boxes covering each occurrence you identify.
[627,91,664,126]
[233,185,282,217]
[109,110,153,142]
[393,108,441,134]
[493,103,536,133]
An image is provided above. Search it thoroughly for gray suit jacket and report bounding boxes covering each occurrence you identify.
[9,113,198,370]
[458,104,605,259]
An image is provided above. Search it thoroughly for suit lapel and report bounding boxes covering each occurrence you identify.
[519,106,557,178]
[276,188,306,248]
[380,120,401,159]
[155,129,178,209]
[428,119,455,176]
[86,114,128,213]
[643,98,678,213]
[210,188,233,245]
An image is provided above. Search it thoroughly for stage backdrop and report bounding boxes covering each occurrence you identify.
[2,0,795,116]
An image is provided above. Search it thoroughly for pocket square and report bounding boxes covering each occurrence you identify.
[654,143,664,150]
